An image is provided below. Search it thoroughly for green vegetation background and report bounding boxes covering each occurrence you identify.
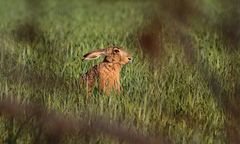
[0,0,239,143]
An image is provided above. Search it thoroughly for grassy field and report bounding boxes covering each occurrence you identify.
[0,0,239,143]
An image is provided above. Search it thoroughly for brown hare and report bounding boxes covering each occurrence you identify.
[81,46,132,95]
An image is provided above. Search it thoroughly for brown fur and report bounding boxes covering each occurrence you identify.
[81,46,132,95]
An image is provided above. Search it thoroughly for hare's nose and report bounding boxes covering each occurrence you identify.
[128,57,133,63]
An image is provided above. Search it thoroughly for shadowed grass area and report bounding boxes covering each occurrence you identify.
[0,0,239,143]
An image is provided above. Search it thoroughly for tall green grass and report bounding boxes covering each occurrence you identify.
[0,0,239,143]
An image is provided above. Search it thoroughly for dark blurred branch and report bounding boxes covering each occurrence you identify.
[0,99,169,144]
[137,0,240,143]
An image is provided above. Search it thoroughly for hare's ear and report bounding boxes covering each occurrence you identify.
[82,49,106,61]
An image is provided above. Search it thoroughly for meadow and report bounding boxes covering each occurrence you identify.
[0,0,239,143]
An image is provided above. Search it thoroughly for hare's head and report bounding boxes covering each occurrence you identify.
[82,46,132,65]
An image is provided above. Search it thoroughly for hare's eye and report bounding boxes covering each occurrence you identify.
[113,49,120,53]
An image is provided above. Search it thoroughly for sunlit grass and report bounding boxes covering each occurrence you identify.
[0,0,239,143]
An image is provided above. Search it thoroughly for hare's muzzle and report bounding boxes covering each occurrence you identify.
[128,57,133,63]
